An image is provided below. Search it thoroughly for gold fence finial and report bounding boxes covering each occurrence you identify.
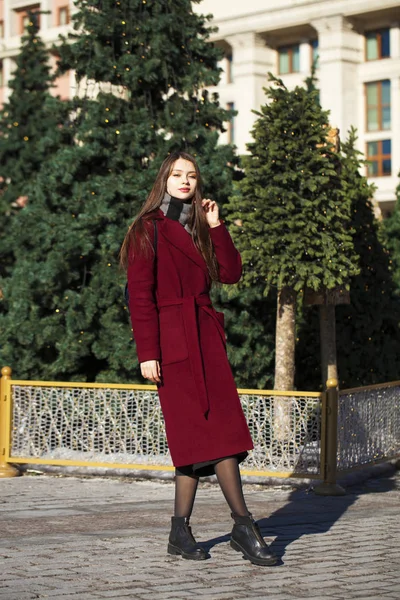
[326,378,338,389]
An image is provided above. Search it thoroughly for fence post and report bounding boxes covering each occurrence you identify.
[314,378,345,496]
[0,367,20,477]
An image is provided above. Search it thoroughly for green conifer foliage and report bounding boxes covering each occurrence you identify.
[297,128,400,389]
[0,0,235,381]
[225,75,359,389]
[229,76,357,294]
[0,14,58,277]
[212,285,276,389]
[384,173,400,290]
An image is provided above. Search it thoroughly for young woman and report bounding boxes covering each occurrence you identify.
[120,151,277,566]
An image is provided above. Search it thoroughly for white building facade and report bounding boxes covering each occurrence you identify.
[0,0,399,213]
[195,0,400,215]
[0,0,74,102]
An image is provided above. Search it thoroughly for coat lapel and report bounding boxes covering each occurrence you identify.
[156,210,209,275]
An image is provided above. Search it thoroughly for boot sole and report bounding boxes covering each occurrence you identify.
[230,539,278,566]
[167,543,208,561]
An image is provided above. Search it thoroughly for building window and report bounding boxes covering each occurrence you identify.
[18,8,40,34]
[367,140,391,177]
[366,28,390,61]
[58,6,70,26]
[22,14,30,31]
[0,62,3,87]
[381,208,393,219]
[311,39,319,67]
[366,80,391,131]
[0,21,4,38]
[278,44,300,74]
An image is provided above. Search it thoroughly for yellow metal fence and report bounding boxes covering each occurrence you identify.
[338,381,400,472]
[1,367,399,483]
[1,367,322,479]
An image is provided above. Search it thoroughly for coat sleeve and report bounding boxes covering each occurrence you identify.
[209,221,242,284]
[127,224,160,363]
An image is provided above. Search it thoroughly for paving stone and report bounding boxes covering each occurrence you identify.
[0,471,399,600]
[0,595,38,600]
[98,590,152,598]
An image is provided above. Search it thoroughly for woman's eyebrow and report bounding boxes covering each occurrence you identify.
[171,169,197,174]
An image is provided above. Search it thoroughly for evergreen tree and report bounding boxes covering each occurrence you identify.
[383,172,400,290]
[0,0,235,382]
[297,128,400,389]
[0,13,58,278]
[225,75,359,391]
[212,284,276,390]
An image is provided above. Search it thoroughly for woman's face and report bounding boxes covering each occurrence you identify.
[166,158,197,201]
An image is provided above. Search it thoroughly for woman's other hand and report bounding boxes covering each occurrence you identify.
[140,360,161,383]
[202,198,220,228]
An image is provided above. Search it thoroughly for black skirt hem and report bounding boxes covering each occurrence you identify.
[175,452,248,478]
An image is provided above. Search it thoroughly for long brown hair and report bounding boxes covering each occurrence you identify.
[119,152,219,281]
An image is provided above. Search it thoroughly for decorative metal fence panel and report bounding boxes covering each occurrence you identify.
[8,381,322,477]
[338,383,400,471]
[11,385,168,467]
[240,393,321,474]
[3,367,400,483]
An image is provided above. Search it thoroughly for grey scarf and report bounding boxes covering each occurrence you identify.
[160,192,192,233]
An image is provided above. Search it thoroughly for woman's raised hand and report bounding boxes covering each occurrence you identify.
[140,360,161,383]
[202,198,220,228]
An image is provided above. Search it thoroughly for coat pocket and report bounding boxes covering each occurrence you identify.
[159,305,189,365]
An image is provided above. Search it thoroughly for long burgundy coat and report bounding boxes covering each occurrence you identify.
[127,210,253,467]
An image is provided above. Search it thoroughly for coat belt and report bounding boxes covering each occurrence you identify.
[157,293,224,418]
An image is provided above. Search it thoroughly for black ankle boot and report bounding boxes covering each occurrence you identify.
[167,517,208,560]
[230,514,277,566]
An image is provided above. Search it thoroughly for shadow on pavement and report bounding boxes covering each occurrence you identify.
[261,472,398,564]
[199,471,399,565]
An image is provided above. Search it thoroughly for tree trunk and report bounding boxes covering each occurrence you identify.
[319,304,338,387]
[274,286,296,440]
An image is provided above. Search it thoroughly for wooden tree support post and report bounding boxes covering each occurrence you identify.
[274,287,296,441]
[314,378,345,496]
[319,304,338,384]
[0,367,20,478]
[304,286,350,387]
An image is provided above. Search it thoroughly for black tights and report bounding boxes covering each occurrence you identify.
[214,457,249,517]
[174,474,199,519]
[174,457,249,519]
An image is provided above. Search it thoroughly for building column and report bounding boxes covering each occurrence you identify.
[312,16,362,136]
[390,24,400,59]
[40,0,52,30]
[225,32,275,153]
[3,0,11,37]
[2,58,14,103]
[300,39,312,74]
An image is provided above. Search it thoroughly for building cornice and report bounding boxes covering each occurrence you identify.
[206,0,400,40]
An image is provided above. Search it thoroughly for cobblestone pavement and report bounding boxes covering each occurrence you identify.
[0,469,399,600]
